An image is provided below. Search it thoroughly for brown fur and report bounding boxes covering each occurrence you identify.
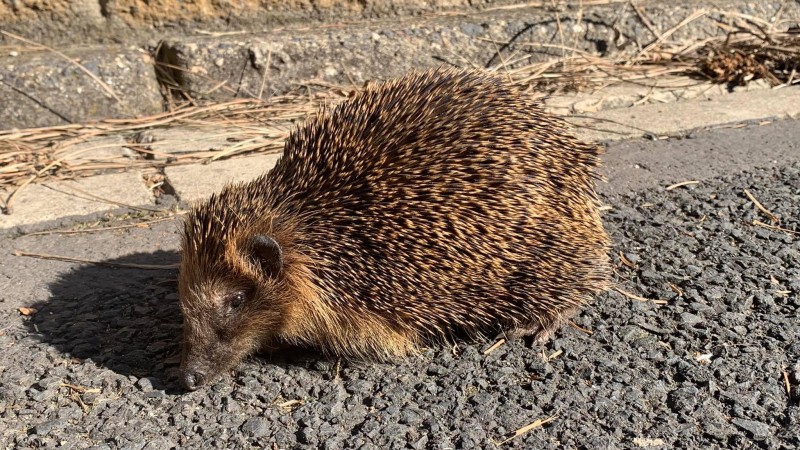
[178,67,611,389]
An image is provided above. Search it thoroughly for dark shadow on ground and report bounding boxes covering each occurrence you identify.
[25,251,183,390]
[25,250,335,393]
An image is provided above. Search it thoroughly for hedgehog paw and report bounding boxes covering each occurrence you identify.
[505,313,574,344]
[503,325,555,344]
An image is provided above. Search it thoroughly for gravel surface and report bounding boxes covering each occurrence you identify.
[1,161,799,449]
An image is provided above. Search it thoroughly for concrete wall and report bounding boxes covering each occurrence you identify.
[2,0,514,45]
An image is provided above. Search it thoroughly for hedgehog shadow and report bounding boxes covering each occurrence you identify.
[27,250,336,393]
[25,251,184,391]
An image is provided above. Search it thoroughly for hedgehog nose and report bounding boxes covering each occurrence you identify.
[182,369,206,391]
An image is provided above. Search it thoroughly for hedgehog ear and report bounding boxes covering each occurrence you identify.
[249,235,283,278]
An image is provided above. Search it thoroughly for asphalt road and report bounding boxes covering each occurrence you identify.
[1,120,799,449]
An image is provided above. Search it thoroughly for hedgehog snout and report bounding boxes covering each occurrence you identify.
[179,328,224,391]
[179,322,257,391]
[179,349,215,391]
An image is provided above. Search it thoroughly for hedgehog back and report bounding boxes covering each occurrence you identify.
[251,68,609,342]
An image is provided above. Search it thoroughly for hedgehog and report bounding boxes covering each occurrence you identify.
[178,67,611,390]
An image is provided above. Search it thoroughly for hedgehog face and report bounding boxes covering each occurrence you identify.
[178,234,285,391]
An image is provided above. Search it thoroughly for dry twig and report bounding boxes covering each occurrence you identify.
[783,369,792,396]
[614,287,667,305]
[20,214,182,236]
[568,320,593,335]
[752,220,797,236]
[744,189,779,224]
[483,338,506,355]
[277,399,304,410]
[665,180,699,190]
[498,416,557,445]
[13,250,179,269]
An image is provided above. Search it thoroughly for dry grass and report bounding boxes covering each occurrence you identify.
[0,94,337,210]
[496,415,557,445]
[12,250,180,269]
[613,286,667,305]
[1,7,798,203]
[665,180,700,191]
[744,188,780,225]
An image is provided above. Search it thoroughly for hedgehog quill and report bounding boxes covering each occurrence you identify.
[178,68,611,390]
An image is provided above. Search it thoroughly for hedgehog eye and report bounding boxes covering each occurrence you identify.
[224,291,247,314]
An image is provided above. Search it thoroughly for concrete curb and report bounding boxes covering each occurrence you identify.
[0,172,155,230]
[573,86,800,142]
[164,153,283,204]
[0,0,796,129]
[156,0,796,102]
[0,46,162,129]
[0,0,610,46]
[1,84,797,233]
[2,1,789,48]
